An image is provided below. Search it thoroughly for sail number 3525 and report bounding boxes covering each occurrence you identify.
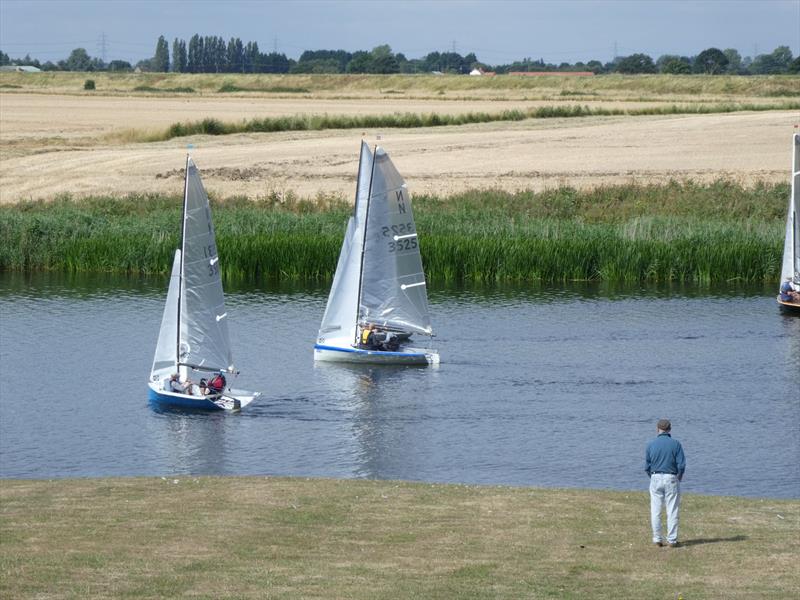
[382,223,416,253]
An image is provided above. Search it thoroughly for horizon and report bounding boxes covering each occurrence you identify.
[1,0,798,66]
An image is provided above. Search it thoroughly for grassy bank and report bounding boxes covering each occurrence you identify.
[1,477,797,599]
[0,181,787,283]
[2,71,799,99]
[124,101,800,142]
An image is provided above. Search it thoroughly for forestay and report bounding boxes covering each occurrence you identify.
[179,157,234,373]
[317,142,373,346]
[358,147,433,336]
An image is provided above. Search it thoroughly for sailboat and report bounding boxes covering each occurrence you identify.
[314,142,439,365]
[778,133,800,313]
[148,156,260,410]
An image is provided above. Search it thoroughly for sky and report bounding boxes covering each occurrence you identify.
[1,0,798,66]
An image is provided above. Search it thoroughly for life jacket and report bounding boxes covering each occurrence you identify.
[360,328,372,346]
[208,374,226,393]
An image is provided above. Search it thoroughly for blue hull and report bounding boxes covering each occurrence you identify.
[148,387,224,411]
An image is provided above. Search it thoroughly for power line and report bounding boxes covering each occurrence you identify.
[98,32,107,62]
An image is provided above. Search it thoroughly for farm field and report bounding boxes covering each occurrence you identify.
[1,74,797,203]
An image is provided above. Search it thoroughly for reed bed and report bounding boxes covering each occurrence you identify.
[149,101,800,142]
[0,182,786,283]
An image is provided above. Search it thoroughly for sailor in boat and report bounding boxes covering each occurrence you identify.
[203,371,227,396]
[169,373,195,395]
[359,323,384,350]
[779,279,800,304]
[358,324,403,352]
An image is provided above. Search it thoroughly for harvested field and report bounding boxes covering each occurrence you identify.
[0,99,795,202]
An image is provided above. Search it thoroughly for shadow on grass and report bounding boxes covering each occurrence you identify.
[681,535,747,547]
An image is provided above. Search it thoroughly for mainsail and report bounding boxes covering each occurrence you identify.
[358,147,433,336]
[317,142,373,346]
[781,134,800,285]
[179,157,234,373]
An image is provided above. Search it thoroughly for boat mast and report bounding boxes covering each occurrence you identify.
[354,145,377,346]
[176,154,189,375]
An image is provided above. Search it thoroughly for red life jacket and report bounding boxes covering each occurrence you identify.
[208,374,226,393]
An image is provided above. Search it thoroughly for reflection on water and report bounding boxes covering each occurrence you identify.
[0,272,798,499]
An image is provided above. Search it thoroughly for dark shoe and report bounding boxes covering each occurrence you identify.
[668,542,679,548]
[653,541,663,547]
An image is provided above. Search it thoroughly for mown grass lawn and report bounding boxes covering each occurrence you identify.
[1,477,797,599]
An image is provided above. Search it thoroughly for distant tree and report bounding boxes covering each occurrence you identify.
[187,35,202,72]
[108,59,132,72]
[261,52,290,73]
[789,56,800,74]
[41,61,58,71]
[586,59,605,74]
[172,38,187,72]
[0,50,9,66]
[693,47,728,74]
[370,45,399,73]
[63,47,93,71]
[750,45,794,74]
[297,50,351,72]
[346,50,373,73]
[226,37,244,72]
[723,48,743,74]
[657,55,692,74]
[615,53,656,74]
[152,35,169,72]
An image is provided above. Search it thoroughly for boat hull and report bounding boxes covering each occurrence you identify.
[147,382,258,411]
[314,343,439,365]
[777,297,800,314]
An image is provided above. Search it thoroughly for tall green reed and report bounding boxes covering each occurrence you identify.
[0,183,786,283]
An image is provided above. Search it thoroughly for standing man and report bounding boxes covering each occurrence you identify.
[644,418,686,547]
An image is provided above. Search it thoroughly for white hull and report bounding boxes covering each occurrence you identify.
[314,343,439,365]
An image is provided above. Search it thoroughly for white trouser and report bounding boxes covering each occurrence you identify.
[650,473,680,543]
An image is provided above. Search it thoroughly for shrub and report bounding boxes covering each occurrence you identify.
[83,79,95,90]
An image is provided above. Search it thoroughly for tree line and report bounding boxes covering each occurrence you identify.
[1,35,798,75]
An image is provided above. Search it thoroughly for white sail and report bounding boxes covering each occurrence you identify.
[358,147,433,336]
[151,249,181,381]
[317,142,373,346]
[782,134,800,285]
[178,157,234,373]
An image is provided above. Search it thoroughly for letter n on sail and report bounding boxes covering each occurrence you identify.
[396,190,406,214]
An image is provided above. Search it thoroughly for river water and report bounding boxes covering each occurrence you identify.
[0,272,798,499]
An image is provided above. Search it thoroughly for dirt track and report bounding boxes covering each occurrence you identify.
[0,91,797,202]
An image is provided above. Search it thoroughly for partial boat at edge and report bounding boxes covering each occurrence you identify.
[778,133,800,314]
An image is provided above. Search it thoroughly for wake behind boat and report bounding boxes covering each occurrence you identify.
[778,133,800,314]
[148,156,260,410]
[314,142,439,365]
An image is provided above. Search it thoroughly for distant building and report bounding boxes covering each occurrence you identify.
[508,71,594,76]
[469,68,496,76]
[0,65,42,73]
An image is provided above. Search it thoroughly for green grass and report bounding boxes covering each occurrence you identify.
[0,181,788,283]
[139,101,800,142]
[132,85,195,93]
[1,477,797,599]
[217,82,310,93]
